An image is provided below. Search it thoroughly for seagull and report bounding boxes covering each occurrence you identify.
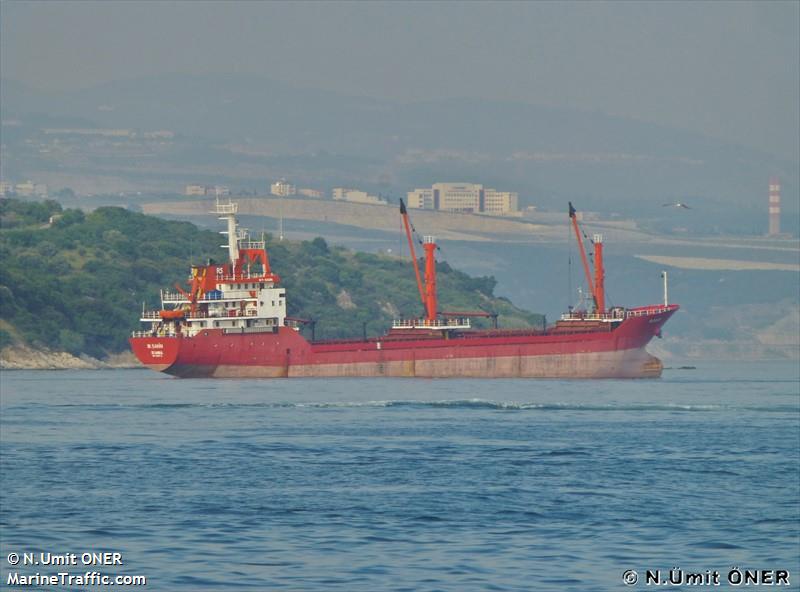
[662,202,692,209]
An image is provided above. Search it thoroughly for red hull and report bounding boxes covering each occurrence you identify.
[130,305,678,379]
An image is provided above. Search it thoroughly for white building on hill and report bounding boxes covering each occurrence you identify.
[270,179,296,197]
[332,188,387,205]
[407,183,518,215]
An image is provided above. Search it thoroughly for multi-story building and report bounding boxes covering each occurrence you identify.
[298,188,323,198]
[407,183,519,215]
[185,184,230,196]
[0,181,13,197]
[270,179,296,197]
[332,188,387,205]
[407,188,435,210]
[142,130,175,139]
[42,128,133,138]
[483,189,519,215]
[434,183,483,212]
[14,181,36,197]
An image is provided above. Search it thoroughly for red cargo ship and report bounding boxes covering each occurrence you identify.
[130,200,678,378]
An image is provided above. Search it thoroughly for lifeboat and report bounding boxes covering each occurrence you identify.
[159,309,186,320]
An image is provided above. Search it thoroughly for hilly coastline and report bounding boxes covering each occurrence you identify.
[0,198,541,368]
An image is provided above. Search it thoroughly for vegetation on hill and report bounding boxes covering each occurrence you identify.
[0,199,541,358]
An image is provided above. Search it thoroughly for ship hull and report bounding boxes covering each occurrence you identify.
[184,348,662,379]
[130,307,676,379]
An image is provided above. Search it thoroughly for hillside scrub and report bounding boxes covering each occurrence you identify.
[0,199,541,357]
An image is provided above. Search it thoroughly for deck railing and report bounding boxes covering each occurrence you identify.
[161,291,189,302]
[560,305,677,322]
[141,309,260,321]
[213,273,275,283]
[213,201,237,215]
[239,240,265,250]
[161,290,261,303]
[392,317,472,329]
[131,330,176,338]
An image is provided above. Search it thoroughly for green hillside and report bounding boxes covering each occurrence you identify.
[0,199,542,358]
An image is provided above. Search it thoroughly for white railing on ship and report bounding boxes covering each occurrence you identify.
[132,330,175,338]
[560,306,673,322]
[213,272,273,282]
[141,309,259,320]
[213,201,237,214]
[162,275,274,290]
[162,291,260,303]
[223,325,276,334]
[239,240,265,250]
[392,318,471,329]
[560,311,624,321]
[161,291,189,302]
[163,310,261,319]
[206,291,259,301]
[625,306,674,317]
[187,310,259,319]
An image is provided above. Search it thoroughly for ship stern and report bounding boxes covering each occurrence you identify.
[129,336,180,373]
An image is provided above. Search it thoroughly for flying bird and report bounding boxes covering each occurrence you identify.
[662,202,692,209]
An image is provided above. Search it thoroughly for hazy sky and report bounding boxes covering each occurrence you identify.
[2,1,798,161]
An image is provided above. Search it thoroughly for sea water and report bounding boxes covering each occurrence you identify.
[1,362,798,591]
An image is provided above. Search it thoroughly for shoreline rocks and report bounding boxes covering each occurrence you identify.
[0,345,141,370]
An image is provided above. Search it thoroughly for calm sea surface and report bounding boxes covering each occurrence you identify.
[1,363,798,591]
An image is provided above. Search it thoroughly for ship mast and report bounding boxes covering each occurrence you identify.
[394,201,477,331]
[593,233,605,314]
[423,236,437,321]
[213,199,240,265]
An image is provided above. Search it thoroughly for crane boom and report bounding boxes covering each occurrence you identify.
[569,202,599,310]
[400,199,426,312]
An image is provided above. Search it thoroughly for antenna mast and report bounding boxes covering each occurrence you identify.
[212,198,239,264]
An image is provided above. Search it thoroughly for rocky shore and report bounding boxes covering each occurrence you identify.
[0,345,141,370]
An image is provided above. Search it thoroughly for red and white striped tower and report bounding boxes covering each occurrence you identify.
[768,177,781,236]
